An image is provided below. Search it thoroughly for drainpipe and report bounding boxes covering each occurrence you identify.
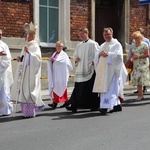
[148,5,150,38]
[91,0,95,40]
[125,0,130,45]
[33,0,40,43]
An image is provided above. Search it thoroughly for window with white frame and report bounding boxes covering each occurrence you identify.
[39,0,59,44]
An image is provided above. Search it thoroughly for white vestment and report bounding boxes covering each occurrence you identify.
[47,50,73,99]
[93,38,128,109]
[11,40,45,107]
[73,39,99,82]
[0,40,13,115]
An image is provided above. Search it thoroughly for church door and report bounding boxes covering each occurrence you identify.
[95,0,118,44]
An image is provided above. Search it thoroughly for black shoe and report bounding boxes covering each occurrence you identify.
[66,106,77,113]
[48,103,57,109]
[2,114,10,116]
[134,90,138,93]
[59,102,70,108]
[115,105,122,111]
[109,105,122,113]
[99,109,107,115]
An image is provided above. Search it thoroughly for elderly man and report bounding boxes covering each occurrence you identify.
[0,29,13,116]
[11,22,45,117]
[93,27,128,115]
[47,40,73,109]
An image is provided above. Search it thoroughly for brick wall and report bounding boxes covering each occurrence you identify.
[0,0,149,42]
[0,0,33,38]
[70,0,149,42]
[70,0,91,41]
[130,0,149,42]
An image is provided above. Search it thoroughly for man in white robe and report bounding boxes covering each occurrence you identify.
[93,27,128,115]
[66,28,100,113]
[47,40,73,109]
[0,29,13,115]
[11,22,45,117]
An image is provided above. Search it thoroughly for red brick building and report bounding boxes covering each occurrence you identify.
[0,0,149,89]
[0,0,149,51]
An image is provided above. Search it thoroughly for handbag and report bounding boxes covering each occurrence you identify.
[125,59,133,70]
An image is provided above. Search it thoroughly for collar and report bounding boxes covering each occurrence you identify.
[83,39,89,43]
[56,51,61,54]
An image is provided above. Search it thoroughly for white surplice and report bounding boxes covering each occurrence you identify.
[11,40,45,107]
[47,50,73,99]
[93,38,128,109]
[73,39,99,82]
[0,40,13,115]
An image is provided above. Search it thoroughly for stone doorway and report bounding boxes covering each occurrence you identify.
[95,0,125,45]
